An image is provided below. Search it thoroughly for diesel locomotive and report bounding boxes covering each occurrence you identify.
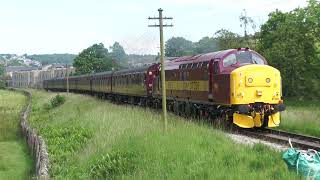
[44,48,285,128]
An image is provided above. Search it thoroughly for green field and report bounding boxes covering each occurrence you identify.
[28,90,298,179]
[278,99,320,137]
[0,90,33,179]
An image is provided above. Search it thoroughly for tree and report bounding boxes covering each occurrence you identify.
[214,29,243,50]
[258,0,320,99]
[109,42,127,62]
[73,43,115,75]
[239,9,256,45]
[165,37,194,57]
[194,36,219,54]
[0,64,4,76]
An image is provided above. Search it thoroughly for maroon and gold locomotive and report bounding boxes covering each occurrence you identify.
[44,48,285,128]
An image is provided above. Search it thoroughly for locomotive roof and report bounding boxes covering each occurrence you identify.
[113,66,148,75]
[164,48,262,70]
[167,49,233,64]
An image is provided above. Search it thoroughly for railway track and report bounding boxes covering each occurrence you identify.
[235,127,320,150]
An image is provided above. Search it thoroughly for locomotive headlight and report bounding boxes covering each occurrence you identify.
[266,78,271,83]
[248,78,253,83]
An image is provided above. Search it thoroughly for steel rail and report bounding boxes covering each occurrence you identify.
[236,128,320,150]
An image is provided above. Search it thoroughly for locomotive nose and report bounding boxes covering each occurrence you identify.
[230,64,281,104]
[230,64,283,128]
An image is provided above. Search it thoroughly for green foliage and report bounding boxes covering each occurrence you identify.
[0,90,33,179]
[0,64,4,76]
[109,42,129,69]
[28,90,297,179]
[27,54,76,66]
[50,94,66,108]
[110,42,128,62]
[193,36,219,54]
[165,37,194,57]
[278,98,320,137]
[42,126,92,173]
[214,29,244,49]
[89,151,136,178]
[73,43,116,75]
[0,81,5,89]
[0,65,5,88]
[165,30,249,57]
[258,0,320,99]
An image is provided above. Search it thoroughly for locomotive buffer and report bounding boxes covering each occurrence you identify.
[148,8,173,133]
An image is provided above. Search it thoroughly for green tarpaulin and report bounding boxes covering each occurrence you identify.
[282,148,320,179]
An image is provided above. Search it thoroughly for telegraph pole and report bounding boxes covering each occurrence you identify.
[148,8,173,133]
[66,64,69,95]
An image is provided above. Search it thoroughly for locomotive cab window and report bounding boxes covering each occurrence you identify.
[223,51,266,66]
[252,53,265,65]
[236,51,266,65]
[223,54,237,67]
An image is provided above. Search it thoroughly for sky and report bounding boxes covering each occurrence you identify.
[0,0,307,55]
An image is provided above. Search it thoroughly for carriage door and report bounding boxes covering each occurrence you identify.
[209,59,220,101]
[208,60,214,100]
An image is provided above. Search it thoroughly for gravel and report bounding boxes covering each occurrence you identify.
[227,133,289,151]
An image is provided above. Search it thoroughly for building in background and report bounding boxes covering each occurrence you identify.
[10,64,74,88]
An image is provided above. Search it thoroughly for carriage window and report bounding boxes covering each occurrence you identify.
[187,64,192,68]
[192,63,197,68]
[202,62,208,68]
[223,54,237,67]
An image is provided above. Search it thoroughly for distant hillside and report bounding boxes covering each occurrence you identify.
[27,54,76,65]
[0,54,39,67]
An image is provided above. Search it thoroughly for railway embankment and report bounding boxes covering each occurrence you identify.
[8,88,50,179]
[279,99,320,137]
[0,90,33,179]
[25,89,300,179]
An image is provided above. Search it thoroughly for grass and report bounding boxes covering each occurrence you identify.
[28,89,298,179]
[0,90,33,179]
[278,98,320,137]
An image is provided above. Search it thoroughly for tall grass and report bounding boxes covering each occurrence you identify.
[278,99,320,137]
[29,90,298,179]
[0,90,33,179]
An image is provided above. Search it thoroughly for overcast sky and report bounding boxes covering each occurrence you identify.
[0,0,307,55]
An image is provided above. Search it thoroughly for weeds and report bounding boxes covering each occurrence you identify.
[28,90,298,179]
[44,94,66,111]
[0,90,33,179]
[278,99,320,137]
[89,151,137,178]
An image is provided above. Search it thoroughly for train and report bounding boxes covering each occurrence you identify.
[44,48,286,128]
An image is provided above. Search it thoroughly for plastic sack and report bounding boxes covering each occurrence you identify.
[282,148,320,179]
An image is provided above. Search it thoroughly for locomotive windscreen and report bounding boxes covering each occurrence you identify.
[223,51,266,67]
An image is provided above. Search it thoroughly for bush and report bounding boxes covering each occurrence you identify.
[50,94,66,108]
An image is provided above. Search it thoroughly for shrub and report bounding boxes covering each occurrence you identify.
[50,94,66,108]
